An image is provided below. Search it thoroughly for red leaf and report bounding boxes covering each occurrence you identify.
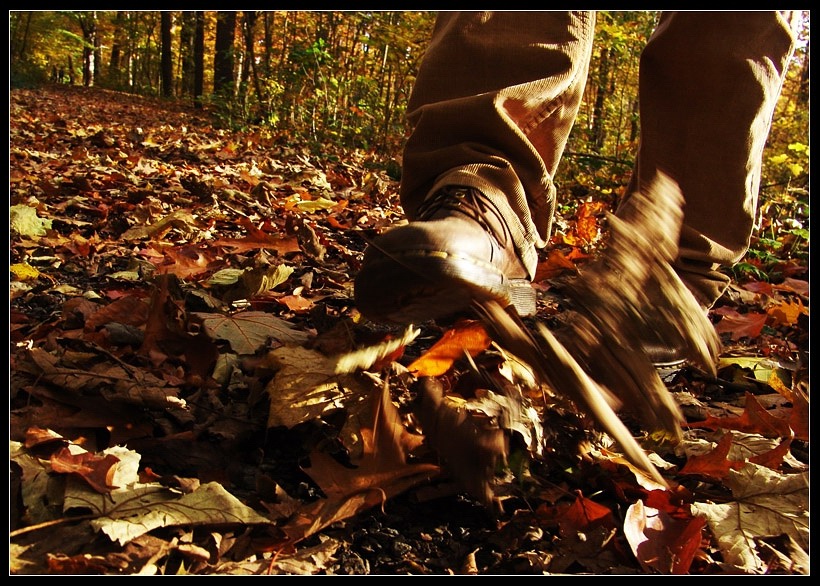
[624,499,707,574]
[773,277,809,297]
[712,307,767,340]
[742,280,775,295]
[49,447,121,493]
[83,295,150,332]
[557,492,616,537]
[685,392,793,438]
[749,437,792,471]
[790,392,809,441]
[678,433,741,480]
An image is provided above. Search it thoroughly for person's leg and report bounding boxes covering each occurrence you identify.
[355,11,595,323]
[618,11,802,308]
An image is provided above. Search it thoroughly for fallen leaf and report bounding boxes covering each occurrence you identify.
[766,297,807,327]
[685,392,793,439]
[713,308,768,340]
[407,320,491,377]
[91,481,276,546]
[678,432,743,480]
[623,498,706,574]
[10,262,41,282]
[191,311,309,354]
[280,382,440,545]
[10,204,53,237]
[120,209,198,241]
[265,346,373,456]
[84,295,150,331]
[413,377,509,509]
[556,492,617,537]
[773,277,809,297]
[691,463,808,574]
[50,447,121,493]
[533,248,577,281]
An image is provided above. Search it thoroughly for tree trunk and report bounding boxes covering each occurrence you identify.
[214,11,237,98]
[179,12,195,97]
[242,11,267,120]
[77,12,98,87]
[11,12,33,60]
[591,46,612,153]
[161,12,174,97]
[194,11,205,108]
[108,11,125,87]
[798,38,809,105]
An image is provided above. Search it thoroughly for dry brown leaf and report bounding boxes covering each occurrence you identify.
[191,311,309,354]
[280,382,440,545]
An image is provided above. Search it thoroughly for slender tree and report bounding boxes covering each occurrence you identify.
[72,11,98,87]
[108,11,124,88]
[160,11,174,97]
[179,11,195,97]
[214,11,237,98]
[194,11,205,108]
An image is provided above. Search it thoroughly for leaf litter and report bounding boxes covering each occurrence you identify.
[10,86,809,575]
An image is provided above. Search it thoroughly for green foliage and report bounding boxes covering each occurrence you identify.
[9,59,50,89]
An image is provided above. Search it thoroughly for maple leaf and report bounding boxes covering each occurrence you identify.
[766,297,807,327]
[279,381,440,546]
[536,491,617,540]
[691,463,808,574]
[533,248,578,281]
[685,392,793,439]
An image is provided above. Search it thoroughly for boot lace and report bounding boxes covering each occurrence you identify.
[416,186,510,247]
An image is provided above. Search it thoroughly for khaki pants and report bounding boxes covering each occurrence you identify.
[400,11,801,307]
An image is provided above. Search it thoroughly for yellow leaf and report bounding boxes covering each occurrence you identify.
[10,262,40,282]
[767,297,807,327]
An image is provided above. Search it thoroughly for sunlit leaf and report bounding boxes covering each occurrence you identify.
[191,311,309,354]
[10,204,52,238]
[407,320,491,376]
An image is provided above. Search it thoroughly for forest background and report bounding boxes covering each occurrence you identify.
[10,10,810,218]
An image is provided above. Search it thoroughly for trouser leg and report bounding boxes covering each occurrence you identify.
[617,11,801,307]
[400,11,596,279]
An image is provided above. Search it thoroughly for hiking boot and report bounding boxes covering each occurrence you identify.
[354,186,536,324]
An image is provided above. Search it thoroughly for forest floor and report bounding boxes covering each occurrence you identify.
[9,85,809,575]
